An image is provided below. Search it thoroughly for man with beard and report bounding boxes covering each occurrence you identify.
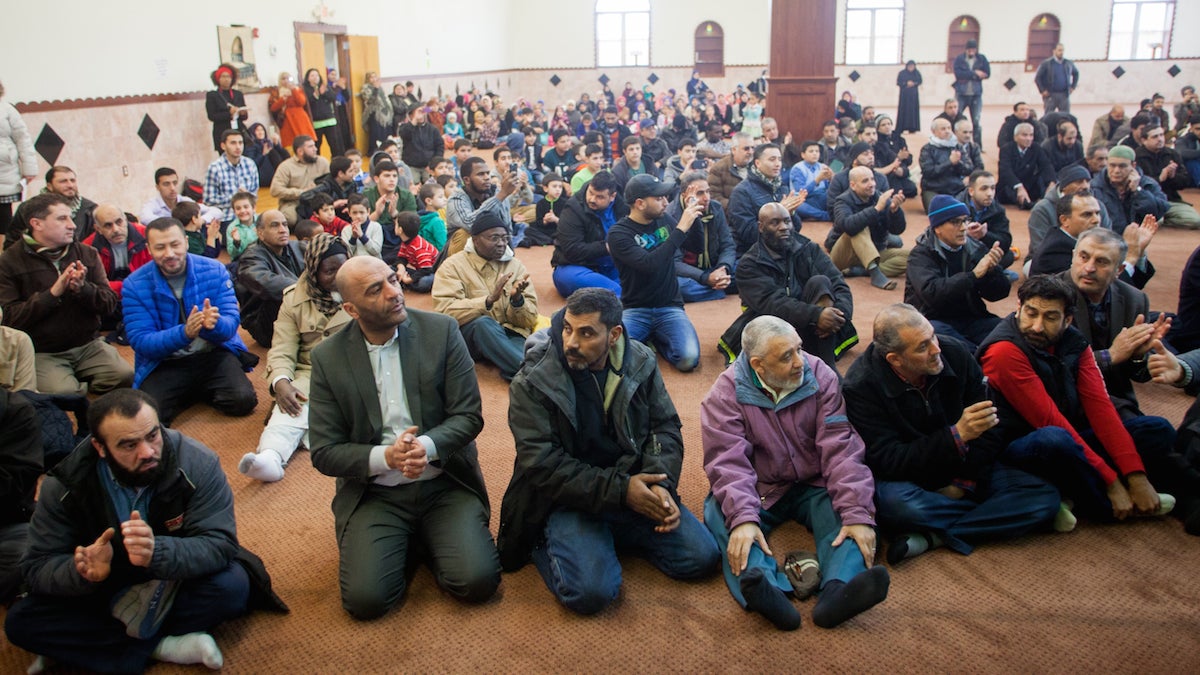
[667,173,736,302]
[728,144,808,256]
[952,40,990,146]
[1134,125,1200,230]
[598,106,632,163]
[551,171,628,297]
[497,288,720,614]
[721,202,856,368]
[6,166,98,246]
[271,135,330,226]
[123,218,257,425]
[308,256,501,620]
[608,174,703,372]
[235,210,305,348]
[1043,121,1085,173]
[433,211,539,381]
[954,120,985,175]
[445,156,519,258]
[978,275,1177,530]
[5,389,251,672]
[203,130,259,224]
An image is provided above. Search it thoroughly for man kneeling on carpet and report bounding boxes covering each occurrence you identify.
[497,288,721,615]
[5,389,264,672]
[701,315,889,631]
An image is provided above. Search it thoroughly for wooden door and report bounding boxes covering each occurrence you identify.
[298,32,326,83]
[1026,14,1060,71]
[946,16,980,73]
[694,22,724,77]
[346,35,380,154]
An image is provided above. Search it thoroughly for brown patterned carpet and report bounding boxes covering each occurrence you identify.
[3,162,1198,673]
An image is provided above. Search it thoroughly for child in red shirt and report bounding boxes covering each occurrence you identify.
[311,193,350,237]
[395,211,437,293]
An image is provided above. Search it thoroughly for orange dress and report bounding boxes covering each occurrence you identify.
[269,86,317,148]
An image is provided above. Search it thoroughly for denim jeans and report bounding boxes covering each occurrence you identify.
[704,484,869,608]
[460,316,528,381]
[621,306,701,371]
[874,464,1060,554]
[531,505,720,615]
[551,264,621,298]
[678,276,727,303]
[957,94,983,145]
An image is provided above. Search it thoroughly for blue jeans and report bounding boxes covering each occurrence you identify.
[704,484,869,608]
[531,506,720,615]
[874,464,1060,555]
[957,94,983,145]
[552,264,621,298]
[459,316,527,381]
[1186,159,1200,188]
[929,316,1002,353]
[1002,416,1176,519]
[6,561,249,673]
[621,306,701,372]
[797,201,831,221]
[678,276,727,303]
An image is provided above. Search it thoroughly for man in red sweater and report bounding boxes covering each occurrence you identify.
[977,275,1176,528]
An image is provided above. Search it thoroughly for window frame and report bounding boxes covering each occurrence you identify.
[595,0,651,68]
[1107,0,1175,61]
[843,0,906,66]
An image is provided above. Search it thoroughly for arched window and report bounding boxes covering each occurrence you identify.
[845,0,904,65]
[946,15,980,73]
[1109,0,1174,59]
[1025,14,1060,71]
[596,0,650,67]
[694,22,724,77]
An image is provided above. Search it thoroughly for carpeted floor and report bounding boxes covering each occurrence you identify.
[3,140,1199,673]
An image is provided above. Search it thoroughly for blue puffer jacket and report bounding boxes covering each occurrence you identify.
[122,253,247,387]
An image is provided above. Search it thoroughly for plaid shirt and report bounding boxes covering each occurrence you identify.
[204,154,259,220]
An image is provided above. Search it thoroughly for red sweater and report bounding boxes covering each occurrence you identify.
[397,235,437,271]
[981,341,1144,485]
[320,216,350,237]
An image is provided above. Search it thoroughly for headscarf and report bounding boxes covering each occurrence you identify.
[300,233,348,317]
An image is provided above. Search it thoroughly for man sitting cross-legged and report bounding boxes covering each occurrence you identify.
[497,288,720,615]
[844,304,1060,564]
[827,167,909,290]
[702,316,890,631]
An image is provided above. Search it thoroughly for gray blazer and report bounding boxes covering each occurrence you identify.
[308,308,488,539]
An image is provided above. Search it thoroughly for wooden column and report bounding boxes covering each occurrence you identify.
[765,0,838,145]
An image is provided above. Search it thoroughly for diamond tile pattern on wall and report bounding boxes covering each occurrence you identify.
[848,70,861,82]
[1168,64,1181,77]
[137,115,160,150]
[549,74,561,87]
[598,73,610,85]
[1004,78,1017,91]
[647,73,659,85]
[35,124,65,165]
[1112,66,1126,78]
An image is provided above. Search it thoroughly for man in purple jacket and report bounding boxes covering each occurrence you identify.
[701,315,889,631]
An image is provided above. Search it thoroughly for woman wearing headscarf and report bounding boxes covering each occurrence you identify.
[872,114,918,198]
[896,60,923,134]
[269,72,316,150]
[205,63,249,152]
[239,233,351,483]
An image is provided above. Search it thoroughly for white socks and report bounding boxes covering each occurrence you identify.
[1053,501,1078,532]
[239,450,285,482]
[154,632,224,670]
[27,656,52,675]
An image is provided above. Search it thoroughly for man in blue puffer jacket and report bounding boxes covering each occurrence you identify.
[122,218,257,424]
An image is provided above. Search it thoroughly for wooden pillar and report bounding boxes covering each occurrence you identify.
[766,0,838,145]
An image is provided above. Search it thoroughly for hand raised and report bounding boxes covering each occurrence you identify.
[122,510,155,568]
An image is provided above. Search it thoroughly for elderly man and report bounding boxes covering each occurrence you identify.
[433,211,539,381]
[203,129,259,223]
[1135,125,1200,230]
[5,389,253,672]
[728,144,807,257]
[1090,106,1128,150]
[667,172,736,303]
[123,218,257,425]
[979,275,1176,529]
[702,316,889,631]
[845,304,1059,562]
[919,118,973,211]
[723,202,856,368]
[952,39,990,145]
[1089,145,1169,234]
[953,120,984,174]
[239,234,351,483]
[308,256,501,620]
[905,195,1010,351]
[706,132,754,208]
[270,135,330,226]
[608,174,703,372]
[235,210,305,348]
[1035,44,1079,114]
[0,194,133,396]
[83,204,151,298]
[497,288,719,614]
[997,122,1055,208]
[828,166,908,290]
[140,167,222,226]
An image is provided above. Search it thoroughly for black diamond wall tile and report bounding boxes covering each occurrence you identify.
[598,73,610,85]
[1004,78,1017,91]
[1112,66,1126,78]
[137,115,159,150]
[549,74,561,87]
[35,124,64,165]
[848,70,861,82]
[1168,64,1181,77]
[647,73,659,85]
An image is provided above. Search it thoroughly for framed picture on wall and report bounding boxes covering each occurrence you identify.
[216,25,261,91]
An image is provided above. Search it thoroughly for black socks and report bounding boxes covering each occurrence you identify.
[740,568,801,631]
[811,566,890,629]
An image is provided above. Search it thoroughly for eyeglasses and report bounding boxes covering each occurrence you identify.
[480,233,511,243]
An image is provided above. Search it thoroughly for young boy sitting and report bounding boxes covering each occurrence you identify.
[435,174,457,221]
[394,211,437,293]
[417,182,448,251]
[569,142,606,194]
[523,173,566,247]
[225,190,259,260]
[341,193,383,258]
[451,138,473,180]
[311,192,350,237]
[521,125,545,185]
[170,200,220,258]
[293,219,323,255]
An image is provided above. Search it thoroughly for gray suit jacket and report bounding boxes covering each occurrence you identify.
[308,309,488,539]
[1061,271,1150,418]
